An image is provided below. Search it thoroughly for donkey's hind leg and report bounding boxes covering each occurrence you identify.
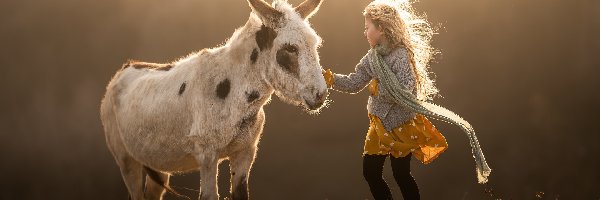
[144,167,171,200]
[116,156,145,200]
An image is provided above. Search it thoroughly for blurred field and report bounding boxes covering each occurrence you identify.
[0,0,599,199]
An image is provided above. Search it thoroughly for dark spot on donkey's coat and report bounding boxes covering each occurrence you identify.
[250,48,258,64]
[276,44,300,77]
[238,112,258,131]
[178,82,186,96]
[246,90,260,103]
[255,25,277,51]
[216,79,231,99]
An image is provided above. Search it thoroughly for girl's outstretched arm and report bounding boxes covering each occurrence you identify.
[324,56,372,94]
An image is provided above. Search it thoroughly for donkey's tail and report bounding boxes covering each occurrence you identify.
[143,166,191,200]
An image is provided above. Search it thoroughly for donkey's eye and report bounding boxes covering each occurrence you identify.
[276,44,300,77]
[284,44,298,53]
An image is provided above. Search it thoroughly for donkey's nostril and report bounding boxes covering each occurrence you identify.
[315,90,328,104]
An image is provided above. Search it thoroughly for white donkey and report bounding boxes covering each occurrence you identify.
[100,0,326,199]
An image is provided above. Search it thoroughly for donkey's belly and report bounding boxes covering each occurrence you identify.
[136,134,197,171]
[125,128,199,171]
[118,110,200,172]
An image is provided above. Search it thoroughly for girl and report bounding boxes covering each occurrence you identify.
[323,1,491,199]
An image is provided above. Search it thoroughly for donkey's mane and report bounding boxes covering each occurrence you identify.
[121,60,173,71]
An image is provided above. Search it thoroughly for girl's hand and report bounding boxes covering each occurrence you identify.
[322,68,334,88]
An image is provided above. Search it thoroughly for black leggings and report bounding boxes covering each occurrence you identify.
[363,154,420,200]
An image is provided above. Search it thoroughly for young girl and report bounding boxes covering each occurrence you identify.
[323,1,491,199]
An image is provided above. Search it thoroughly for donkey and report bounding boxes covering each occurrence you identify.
[99,0,326,199]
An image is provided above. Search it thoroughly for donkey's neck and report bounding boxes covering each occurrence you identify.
[214,36,271,88]
[175,16,275,107]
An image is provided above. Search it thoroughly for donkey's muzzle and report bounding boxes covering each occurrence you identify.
[305,90,328,110]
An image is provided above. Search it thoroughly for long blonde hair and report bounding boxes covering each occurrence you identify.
[364,0,438,100]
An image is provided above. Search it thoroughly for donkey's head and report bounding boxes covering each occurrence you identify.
[248,0,328,112]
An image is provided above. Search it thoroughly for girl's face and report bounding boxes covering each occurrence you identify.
[364,17,384,48]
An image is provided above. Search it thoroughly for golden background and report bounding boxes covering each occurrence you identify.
[0,0,598,199]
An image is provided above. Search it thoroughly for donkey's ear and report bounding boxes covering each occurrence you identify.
[248,0,283,27]
[294,0,323,20]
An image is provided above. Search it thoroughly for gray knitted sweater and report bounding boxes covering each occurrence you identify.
[332,47,417,132]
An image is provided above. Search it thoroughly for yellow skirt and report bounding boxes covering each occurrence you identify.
[364,114,448,164]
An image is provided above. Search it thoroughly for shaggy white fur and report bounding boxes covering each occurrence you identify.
[100,0,326,199]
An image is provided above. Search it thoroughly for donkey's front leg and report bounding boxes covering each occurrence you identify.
[197,153,219,200]
[229,147,257,200]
